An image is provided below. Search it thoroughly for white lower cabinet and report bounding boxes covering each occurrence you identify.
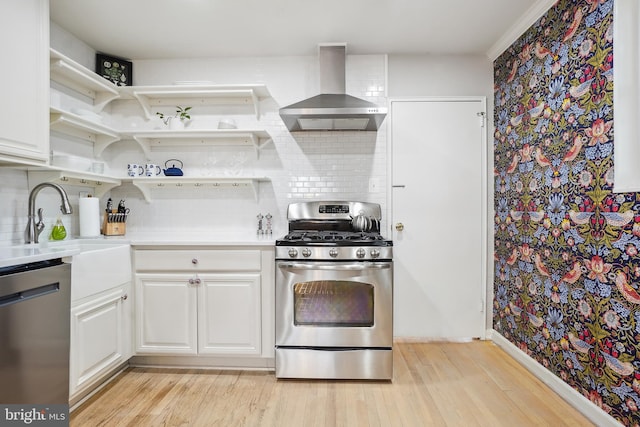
[198,273,261,355]
[135,272,261,355]
[133,248,272,363]
[135,274,197,354]
[70,284,131,398]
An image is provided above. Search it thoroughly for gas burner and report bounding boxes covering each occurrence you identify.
[345,232,385,241]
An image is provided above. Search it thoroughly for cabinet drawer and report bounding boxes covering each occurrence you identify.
[135,249,261,272]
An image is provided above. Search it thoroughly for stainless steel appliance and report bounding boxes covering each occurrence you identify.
[275,201,393,380]
[0,259,71,404]
[279,44,387,131]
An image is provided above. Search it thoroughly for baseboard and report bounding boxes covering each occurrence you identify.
[129,355,275,370]
[489,330,621,426]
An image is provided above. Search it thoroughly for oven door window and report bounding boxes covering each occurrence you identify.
[293,280,374,327]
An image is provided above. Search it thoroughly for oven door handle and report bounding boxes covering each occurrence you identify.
[278,262,391,271]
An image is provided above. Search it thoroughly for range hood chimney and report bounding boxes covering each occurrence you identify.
[279,44,387,132]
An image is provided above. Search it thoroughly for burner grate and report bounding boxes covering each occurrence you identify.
[283,230,384,243]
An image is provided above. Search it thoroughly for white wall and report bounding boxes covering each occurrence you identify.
[388,54,493,98]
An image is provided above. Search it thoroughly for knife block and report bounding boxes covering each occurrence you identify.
[102,210,127,236]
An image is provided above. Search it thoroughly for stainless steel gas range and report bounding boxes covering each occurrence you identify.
[275,201,393,380]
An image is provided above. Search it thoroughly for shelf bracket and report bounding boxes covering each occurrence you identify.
[131,135,153,159]
[250,180,260,201]
[130,180,152,202]
[250,89,260,119]
[94,92,121,112]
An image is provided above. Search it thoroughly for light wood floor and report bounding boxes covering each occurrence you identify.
[70,341,593,426]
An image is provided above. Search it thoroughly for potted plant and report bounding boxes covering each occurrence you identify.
[156,106,192,130]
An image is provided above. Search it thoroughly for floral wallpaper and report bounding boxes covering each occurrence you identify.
[493,0,640,424]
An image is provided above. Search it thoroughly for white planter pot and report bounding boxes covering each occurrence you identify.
[168,118,185,130]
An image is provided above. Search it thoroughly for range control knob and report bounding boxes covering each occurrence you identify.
[301,248,312,257]
[356,248,366,258]
[370,249,380,258]
[329,248,339,258]
[288,248,298,258]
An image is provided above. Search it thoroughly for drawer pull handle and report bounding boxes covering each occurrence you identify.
[192,258,198,265]
[121,294,128,301]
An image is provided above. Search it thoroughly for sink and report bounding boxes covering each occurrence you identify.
[67,240,131,302]
[1,239,131,301]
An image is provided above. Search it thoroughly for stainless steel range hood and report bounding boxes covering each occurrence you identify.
[279,44,387,132]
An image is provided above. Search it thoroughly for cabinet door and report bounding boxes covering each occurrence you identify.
[135,274,197,354]
[198,273,261,355]
[70,287,126,396]
[0,0,49,162]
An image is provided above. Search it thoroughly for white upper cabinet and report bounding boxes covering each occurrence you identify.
[0,0,49,164]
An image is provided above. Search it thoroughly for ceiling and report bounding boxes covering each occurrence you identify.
[50,0,542,60]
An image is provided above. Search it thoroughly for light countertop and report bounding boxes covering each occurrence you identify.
[0,243,80,269]
[126,231,276,247]
[0,232,276,268]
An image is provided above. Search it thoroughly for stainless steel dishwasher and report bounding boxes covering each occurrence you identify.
[0,258,71,404]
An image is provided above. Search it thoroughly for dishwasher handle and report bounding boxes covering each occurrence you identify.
[0,283,60,308]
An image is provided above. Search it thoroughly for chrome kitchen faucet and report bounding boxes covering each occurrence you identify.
[24,183,73,244]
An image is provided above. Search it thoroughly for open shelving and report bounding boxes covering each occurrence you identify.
[27,167,122,198]
[49,107,120,156]
[125,176,271,202]
[118,84,271,119]
[50,48,120,111]
[125,129,272,159]
[42,49,277,203]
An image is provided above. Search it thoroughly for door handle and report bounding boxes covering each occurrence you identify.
[395,223,404,231]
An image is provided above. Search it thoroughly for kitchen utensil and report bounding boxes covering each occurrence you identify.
[145,163,162,177]
[127,163,144,177]
[350,211,372,232]
[163,159,184,176]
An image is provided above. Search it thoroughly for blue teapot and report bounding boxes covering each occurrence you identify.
[163,159,184,176]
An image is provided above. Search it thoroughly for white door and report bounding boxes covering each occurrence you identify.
[391,98,487,339]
